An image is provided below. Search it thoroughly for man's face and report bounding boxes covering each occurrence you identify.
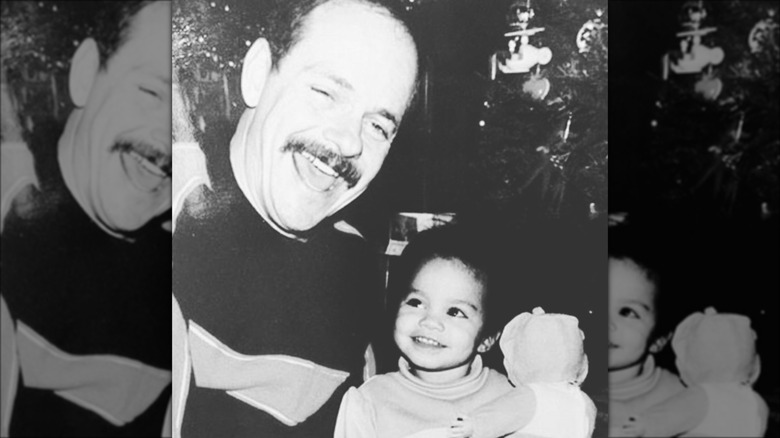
[609,258,657,371]
[67,2,171,231]
[238,0,418,233]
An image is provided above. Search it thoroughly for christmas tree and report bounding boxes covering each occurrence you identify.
[613,0,778,220]
[472,0,608,226]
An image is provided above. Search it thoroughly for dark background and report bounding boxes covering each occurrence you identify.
[609,1,780,435]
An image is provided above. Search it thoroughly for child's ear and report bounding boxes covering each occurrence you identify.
[649,331,673,354]
[477,331,501,353]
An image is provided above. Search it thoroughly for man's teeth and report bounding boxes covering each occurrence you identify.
[129,150,168,178]
[301,150,339,178]
[414,336,443,347]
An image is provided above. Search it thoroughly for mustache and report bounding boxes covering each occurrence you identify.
[284,139,361,189]
[113,139,172,177]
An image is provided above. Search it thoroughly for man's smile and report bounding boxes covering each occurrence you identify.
[293,149,341,192]
[116,141,170,193]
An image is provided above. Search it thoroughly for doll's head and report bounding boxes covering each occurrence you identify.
[673,307,761,386]
[500,307,588,385]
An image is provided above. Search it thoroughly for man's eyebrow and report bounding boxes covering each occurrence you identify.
[152,73,172,86]
[135,67,171,87]
[378,109,400,133]
[320,71,354,92]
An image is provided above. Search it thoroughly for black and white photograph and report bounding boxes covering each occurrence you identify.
[609,1,779,436]
[1,1,172,436]
[171,0,606,437]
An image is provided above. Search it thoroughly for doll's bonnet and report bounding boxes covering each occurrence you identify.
[499,307,588,385]
[672,307,760,386]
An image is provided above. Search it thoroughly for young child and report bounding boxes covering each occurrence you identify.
[608,223,768,437]
[608,224,688,436]
[620,307,769,437]
[334,225,536,438]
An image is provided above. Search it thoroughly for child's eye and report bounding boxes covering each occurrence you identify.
[447,307,467,318]
[619,307,640,319]
[404,298,422,308]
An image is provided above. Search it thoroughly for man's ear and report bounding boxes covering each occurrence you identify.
[649,331,672,354]
[241,38,272,108]
[69,38,99,108]
[477,331,501,353]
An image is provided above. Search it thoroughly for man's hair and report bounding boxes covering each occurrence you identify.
[386,224,510,342]
[90,1,156,69]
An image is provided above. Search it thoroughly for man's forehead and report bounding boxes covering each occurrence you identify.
[290,1,417,112]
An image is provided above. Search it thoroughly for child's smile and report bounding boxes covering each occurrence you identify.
[412,335,445,348]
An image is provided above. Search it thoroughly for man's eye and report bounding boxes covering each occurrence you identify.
[404,298,422,308]
[619,307,640,319]
[139,86,159,99]
[311,87,332,99]
[447,307,467,318]
[370,122,390,141]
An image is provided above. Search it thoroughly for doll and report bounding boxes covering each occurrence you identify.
[498,307,596,438]
[621,307,769,437]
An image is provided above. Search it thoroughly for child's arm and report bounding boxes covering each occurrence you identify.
[449,384,537,438]
[627,386,708,437]
[334,387,377,438]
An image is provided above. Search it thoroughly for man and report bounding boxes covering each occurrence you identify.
[1,2,171,436]
[171,0,420,436]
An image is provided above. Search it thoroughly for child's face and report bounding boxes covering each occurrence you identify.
[394,257,487,383]
[609,258,657,371]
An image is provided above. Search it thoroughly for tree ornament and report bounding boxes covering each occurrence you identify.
[694,68,723,100]
[490,0,552,80]
[522,67,551,100]
[576,8,606,54]
[662,1,724,79]
[748,7,778,54]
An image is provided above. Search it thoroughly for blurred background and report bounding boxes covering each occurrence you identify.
[610,1,779,435]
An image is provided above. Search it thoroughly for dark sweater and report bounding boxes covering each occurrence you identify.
[1,151,171,436]
[173,145,383,437]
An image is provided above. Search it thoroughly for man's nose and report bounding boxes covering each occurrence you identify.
[609,319,616,331]
[419,313,444,331]
[323,118,362,159]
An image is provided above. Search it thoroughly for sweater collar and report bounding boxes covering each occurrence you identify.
[396,355,490,400]
[610,354,662,401]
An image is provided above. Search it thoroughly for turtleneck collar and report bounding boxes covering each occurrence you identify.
[610,354,662,401]
[395,355,490,401]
